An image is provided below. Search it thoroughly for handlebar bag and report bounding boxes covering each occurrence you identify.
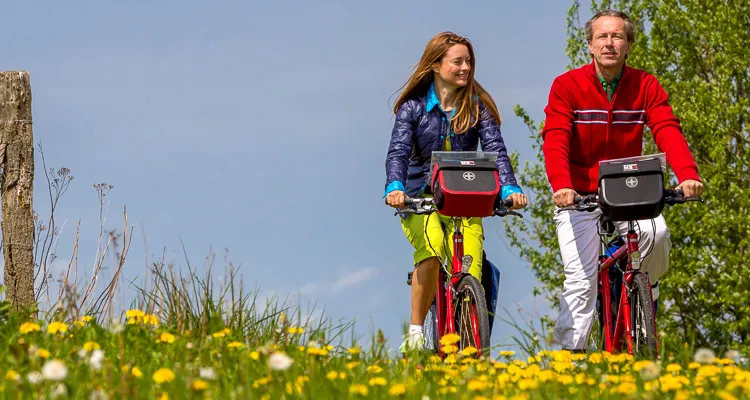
[598,157,665,221]
[430,159,499,218]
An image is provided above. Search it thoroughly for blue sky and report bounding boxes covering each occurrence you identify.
[1,1,591,352]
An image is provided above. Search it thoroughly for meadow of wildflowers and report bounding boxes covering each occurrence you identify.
[2,300,750,399]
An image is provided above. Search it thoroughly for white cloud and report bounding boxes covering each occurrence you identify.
[295,267,377,297]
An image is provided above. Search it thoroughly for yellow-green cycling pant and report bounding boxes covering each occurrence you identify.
[400,211,484,282]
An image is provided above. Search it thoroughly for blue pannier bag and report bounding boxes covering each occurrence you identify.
[481,252,501,336]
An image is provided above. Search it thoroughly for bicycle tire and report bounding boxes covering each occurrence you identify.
[631,272,657,357]
[424,301,439,353]
[454,275,491,356]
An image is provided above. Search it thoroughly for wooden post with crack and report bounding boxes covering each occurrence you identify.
[0,71,35,313]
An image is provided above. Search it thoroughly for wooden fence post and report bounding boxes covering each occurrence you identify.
[0,71,35,313]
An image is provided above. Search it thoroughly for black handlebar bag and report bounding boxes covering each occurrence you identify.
[597,157,666,221]
[430,159,500,218]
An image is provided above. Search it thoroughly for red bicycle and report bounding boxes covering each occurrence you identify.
[397,196,520,358]
[560,154,701,358]
[392,151,522,357]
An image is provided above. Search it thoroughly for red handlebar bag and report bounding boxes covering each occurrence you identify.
[430,159,500,218]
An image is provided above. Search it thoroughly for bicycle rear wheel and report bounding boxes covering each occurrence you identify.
[631,272,657,357]
[454,275,491,357]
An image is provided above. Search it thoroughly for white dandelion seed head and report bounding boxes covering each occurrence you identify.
[199,367,217,380]
[27,371,43,385]
[51,383,68,398]
[89,349,105,371]
[694,348,716,364]
[42,360,68,381]
[268,352,294,371]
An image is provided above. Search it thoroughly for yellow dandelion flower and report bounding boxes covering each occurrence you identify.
[83,342,101,352]
[444,354,458,364]
[323,345,334,351]
[498,350,515,357]
[152,368,175,384]
[349,384,368,396]
[461,346,478,357]
[81,315,93,323]
[369,377,387,386]
[468,379,488,391]
[227,341,243,349]
[347,361,361,370]
[326,371,339,380]
[158,392,169,400]
[306,347,329,357]
[440,333,460,346]
[442,344,458,354]
[47,322,68,334]
[287,327,304,334]
[36,348,51,359]
[339,372,346,379]
[666,363,682,373]
[131,367,143,378]
[144,314,159,326]
[211,328,231,338]
[19,322,41,334]
[252,376,272,388]
[557,375,574,385]
[157,332,176,344]
[616,382,637,395]
[4,370,19,381]
[688,362,701,369]
[439,386,457,395]
[126,309,145,318]
[367,365,383,374]
[388,383,407,396]
[250,351,260,360]
[190,379,209,391]
[347,347,361,355]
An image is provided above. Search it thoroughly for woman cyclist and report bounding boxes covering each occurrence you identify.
[383,31,528,352]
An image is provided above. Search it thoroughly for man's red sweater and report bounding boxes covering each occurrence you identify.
[541,62,700,194]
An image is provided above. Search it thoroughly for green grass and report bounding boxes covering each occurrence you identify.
[1,261,749,400]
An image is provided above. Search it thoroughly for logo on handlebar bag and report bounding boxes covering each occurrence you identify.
[625,177,639,188]
[462,172,476,181]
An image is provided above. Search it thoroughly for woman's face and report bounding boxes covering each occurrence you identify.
[433,44,471,89]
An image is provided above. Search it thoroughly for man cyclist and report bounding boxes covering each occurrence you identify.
[541,9,704,352]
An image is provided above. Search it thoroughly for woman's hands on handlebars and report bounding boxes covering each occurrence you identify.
[386,190,529,210]
[506,193,528,210]
[386,190,406,209]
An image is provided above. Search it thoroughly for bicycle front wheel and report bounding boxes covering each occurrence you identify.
[631,272,657,357]
[424,301,439,353]
[453,275,491,357]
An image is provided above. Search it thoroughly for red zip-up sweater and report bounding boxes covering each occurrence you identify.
[541,62,700,194]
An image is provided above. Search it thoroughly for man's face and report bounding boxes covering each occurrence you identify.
[588,16,632,70]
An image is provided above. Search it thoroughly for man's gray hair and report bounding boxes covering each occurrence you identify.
[585,9,637,43]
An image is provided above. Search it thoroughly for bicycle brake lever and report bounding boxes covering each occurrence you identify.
[507,210,523,218]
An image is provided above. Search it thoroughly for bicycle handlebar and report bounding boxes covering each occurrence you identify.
[391,197,522,218]
[560,188,703,212]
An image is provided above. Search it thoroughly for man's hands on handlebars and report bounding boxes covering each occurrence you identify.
[677,179,703,199]
[553,188,579,207]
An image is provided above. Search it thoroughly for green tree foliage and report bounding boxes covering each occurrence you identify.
[505,0,750,351]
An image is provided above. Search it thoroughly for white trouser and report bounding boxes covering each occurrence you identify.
[553,207,671,350]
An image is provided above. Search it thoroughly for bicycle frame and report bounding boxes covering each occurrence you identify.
[597,220,659,357]
[434,217,483,357]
